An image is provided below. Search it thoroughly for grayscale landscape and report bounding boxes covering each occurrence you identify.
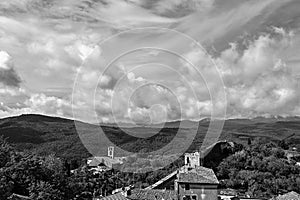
[0,0,300,200]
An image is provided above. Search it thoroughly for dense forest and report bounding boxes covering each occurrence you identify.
[0,135,185,199]
[1,133,300,199]
[217,138,300,198]
[1,114,300,165]
[1,115,300,199]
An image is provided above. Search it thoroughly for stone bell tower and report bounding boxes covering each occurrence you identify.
[108,146,114,159]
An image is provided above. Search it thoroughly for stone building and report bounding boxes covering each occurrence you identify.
[102,151,219,200]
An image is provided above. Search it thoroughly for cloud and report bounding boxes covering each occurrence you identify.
[216,28,299,117]
[0,93,74,119]
[0,0,300,123]
[0,51,21,87]
[133,0,215,18]
[25,93,74,117]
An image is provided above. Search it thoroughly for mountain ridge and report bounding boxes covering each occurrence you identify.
[1,114,300,161]
[2,113,300,128]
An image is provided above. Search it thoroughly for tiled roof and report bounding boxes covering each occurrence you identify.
[177,166,219,184]
[101,189,175,200]
[8,194,32,200]
[100,193,129,200]
[129,189,175,200]
[274,191,300,200]
[88,157,123,167]
[145,167,183,190]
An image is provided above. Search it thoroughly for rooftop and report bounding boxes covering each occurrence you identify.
[101,189,175,200]
[177,166,219,184]
[8,194,31,200]
[130,189,175,200]
[273,191,300,200]
[100,193,128,200]
[87,156,123,167]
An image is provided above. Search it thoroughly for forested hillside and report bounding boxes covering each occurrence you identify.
[0,114,300,162]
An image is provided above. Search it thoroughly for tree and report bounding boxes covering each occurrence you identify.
[29,181,63,200]
[217,140,300,198]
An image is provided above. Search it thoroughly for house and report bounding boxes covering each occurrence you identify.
[218,189,238,200]
[174,166,219,200]
[272,191,300,200]
[8,194,31,200]
[285,150,300,163]
[102,151,219,200]
[87,147,124,174]
[129,189,175,200]
[101,189,175,200]
[87,156,123,168]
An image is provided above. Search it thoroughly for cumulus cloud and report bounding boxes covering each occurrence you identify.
[0,93,74,119]
[0,51,21,87]
[0,0,300,123]
[216,28,299,117]
[24,93,73,116]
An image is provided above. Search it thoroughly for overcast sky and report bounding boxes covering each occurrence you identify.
[0,0,300,123]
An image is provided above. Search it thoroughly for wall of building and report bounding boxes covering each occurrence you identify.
[185,152,201,168]
[176,182,218,200]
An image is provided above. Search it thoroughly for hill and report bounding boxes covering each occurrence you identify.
[0,114,300,162]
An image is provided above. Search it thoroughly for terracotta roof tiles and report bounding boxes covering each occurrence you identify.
[177,166,219,184]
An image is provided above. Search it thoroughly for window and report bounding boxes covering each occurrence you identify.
[183,195,197,200]
[185,183,190,190]
[183,195,191,200]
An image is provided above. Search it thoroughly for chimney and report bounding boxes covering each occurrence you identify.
[200,151,204,166]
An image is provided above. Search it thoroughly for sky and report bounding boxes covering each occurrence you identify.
[0,0,300,124]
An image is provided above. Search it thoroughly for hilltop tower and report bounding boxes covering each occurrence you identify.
[184,152,200,168]
[108,146,114,159]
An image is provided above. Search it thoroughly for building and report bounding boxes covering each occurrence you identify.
[8,194,31,200]
[87,147,124,174]
[100,189,175,200]
[175,166,219,200]
[102,151,219,200]
[272,191,300,200]
[285,150,300,163]
[185,152,202,168]
[87,156,123,169]
[175,151,219,200]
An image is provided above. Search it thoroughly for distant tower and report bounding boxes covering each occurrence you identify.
[184,152,200,168]
[108,146,114,159]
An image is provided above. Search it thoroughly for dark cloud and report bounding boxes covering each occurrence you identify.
[0,67,22,87]
[0,51,22,88]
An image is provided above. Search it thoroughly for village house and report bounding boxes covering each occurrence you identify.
[271,191,300,200]
[101,151,219,200]
[87,147,124,174]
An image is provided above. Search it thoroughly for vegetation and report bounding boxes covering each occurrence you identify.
[0,135,128,199]
[0,135,185,199]
[1,114,300,166]
[1,114,300,199]
[217,138,300,198]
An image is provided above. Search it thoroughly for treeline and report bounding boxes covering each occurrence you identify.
[0,135,184,199]
[0,135,126,199]
[216,138,300,198]
[2,132,300,199]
